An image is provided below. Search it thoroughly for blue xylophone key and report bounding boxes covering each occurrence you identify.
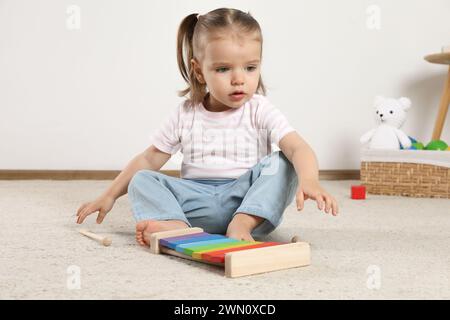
[160,233,227,250]
[159,232,209,242]
[159,232,210,249]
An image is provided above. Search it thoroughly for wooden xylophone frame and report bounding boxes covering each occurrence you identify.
[149,227,311,278]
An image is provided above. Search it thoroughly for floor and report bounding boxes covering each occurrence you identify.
[0,180,449,299]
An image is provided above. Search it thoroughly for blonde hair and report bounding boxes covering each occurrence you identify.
[176,8,267,106]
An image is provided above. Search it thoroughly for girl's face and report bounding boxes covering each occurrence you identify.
[191,33,262,112]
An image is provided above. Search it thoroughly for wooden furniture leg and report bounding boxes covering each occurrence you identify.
[432,66,450,140]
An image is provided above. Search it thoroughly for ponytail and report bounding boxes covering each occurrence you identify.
[176,13,207,106]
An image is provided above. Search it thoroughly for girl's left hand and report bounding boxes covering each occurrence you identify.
[296,178,339,216]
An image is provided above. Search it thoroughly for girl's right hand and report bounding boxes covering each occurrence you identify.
[76,194,116,224]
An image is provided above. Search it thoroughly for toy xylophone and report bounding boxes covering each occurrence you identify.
[149,227,310,278]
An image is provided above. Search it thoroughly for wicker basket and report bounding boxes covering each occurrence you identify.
[360,148,450,198]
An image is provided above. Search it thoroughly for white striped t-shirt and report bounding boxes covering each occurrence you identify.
[150,94,296,179]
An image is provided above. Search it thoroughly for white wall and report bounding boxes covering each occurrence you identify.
[1,0,449,171]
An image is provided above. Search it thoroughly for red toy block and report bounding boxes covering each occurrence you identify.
[351,185,366,199]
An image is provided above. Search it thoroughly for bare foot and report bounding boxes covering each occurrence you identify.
[226,222,255,242]
[226,213,264,241]
[135,219,189,246]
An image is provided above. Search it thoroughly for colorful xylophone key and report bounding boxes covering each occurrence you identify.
[159,232,227,250]
[190,241,262,259]
[200,242,284,263]
[158,231,286,263]
[153,228,311,278]
[176,238,245,255]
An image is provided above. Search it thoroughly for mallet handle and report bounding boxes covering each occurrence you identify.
[78,229,112,246]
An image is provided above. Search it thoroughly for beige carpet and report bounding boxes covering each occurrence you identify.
[0,180,449,299]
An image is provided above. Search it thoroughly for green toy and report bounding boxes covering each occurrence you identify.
[411,142,424,150]
[401,136,422,150]
[424,140,448,151]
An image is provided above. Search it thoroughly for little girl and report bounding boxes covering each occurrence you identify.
[76,8,338,246]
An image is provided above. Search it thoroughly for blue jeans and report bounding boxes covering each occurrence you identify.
[127,151,298,238]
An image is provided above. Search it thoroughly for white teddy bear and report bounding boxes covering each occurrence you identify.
[360,96,412,149]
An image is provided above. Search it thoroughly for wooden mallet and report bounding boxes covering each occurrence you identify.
[78,229,112,246]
